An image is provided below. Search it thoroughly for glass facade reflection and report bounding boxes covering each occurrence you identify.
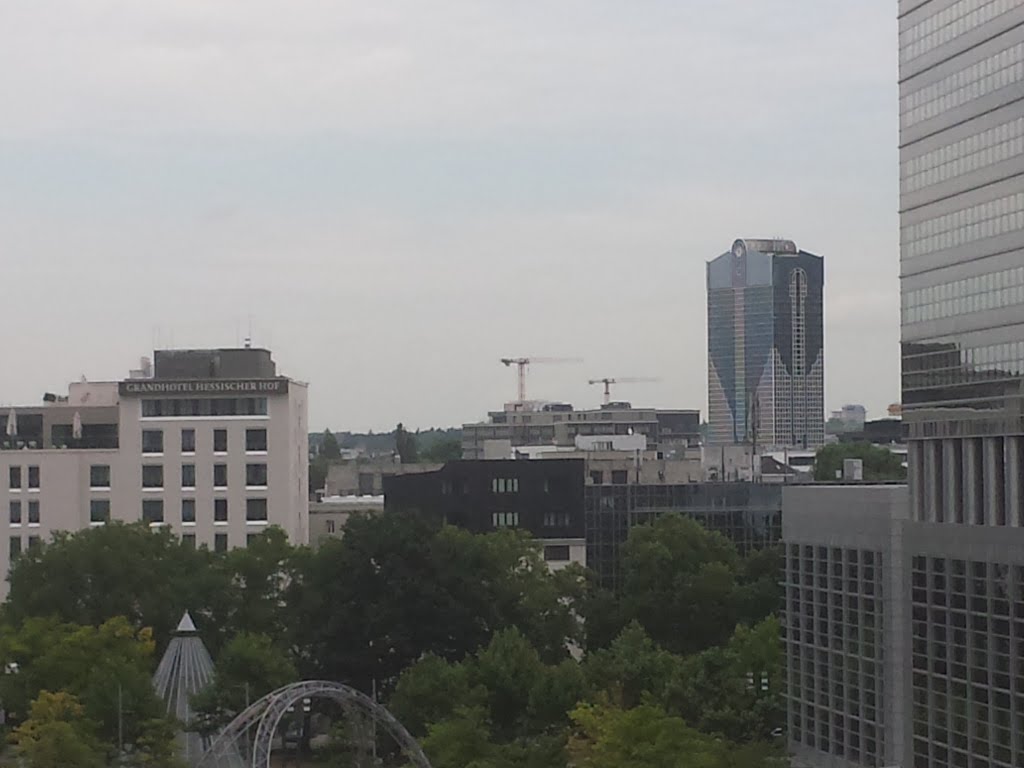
[707,238,824,449]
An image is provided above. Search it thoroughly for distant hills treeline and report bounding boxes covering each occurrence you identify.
[308,427,461,456]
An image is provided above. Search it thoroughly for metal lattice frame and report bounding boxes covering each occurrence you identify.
[196,680,432,768]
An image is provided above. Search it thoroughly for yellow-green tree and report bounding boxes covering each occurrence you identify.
[11,691,105,768]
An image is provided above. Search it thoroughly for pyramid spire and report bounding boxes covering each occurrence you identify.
[175,611,198,634]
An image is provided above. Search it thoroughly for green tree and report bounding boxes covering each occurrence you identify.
[321,429,342,459]
[3,523,233,650]
[0,617,171,751]
[394,423,419,464]
[289,514,579,692]
[813,442,906,481]
[191,632,297,735]
[663,618,784,743]
[583,623,677,709]
[219,527,298,638]
[420,436,463,463]
[619,515,740,655]
[389,655,477,738]
[568,702,728,768]
[11,691,106,768]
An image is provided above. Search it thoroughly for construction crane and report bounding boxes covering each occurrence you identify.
[501,357,582,402]
[588,377,660,405]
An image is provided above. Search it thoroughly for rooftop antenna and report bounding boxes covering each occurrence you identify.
[244,314,253,349]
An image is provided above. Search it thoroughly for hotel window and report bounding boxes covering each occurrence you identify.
[27,466,39,489]
[213,464,228,488]
[27,536,39,550]
[246,429,268,452]
[543,511,571,527]
[214,533,228,553]
[27,501,39,525]
[246,498,268,522]
[247,533,259,546]
[326,520,336,534]
[182,534,195,549]
[214,498,228,523]
[90,499,110,524]
[181,428,196,453]
[142,499,164,524]
[8,467,20,490]
[142,430,164,454]
[246,464,268,487]
[181,464,196,488]
[214,429,228,453]
[9,501,20,525]
[142,465,164,489]
[90,465,111,488]
[9,537,20,559]
[181,499,196,524]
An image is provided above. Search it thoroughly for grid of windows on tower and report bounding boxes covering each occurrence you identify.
[785,544,884,767]
[910,556,1024,768]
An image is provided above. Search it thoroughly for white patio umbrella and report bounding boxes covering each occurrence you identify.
[5,409,16,438]
[72,411,83,440]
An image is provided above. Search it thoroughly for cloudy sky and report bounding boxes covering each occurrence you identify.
[0,1,898,431]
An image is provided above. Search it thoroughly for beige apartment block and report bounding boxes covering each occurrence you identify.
[0,347,308,597]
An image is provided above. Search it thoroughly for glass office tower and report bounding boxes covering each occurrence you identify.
[900,4,1024,768]
[707,238,824,450]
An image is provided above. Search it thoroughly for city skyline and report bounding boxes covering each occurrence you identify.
[0,1,899,431]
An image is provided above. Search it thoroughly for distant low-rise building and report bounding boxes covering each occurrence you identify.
[461,402,700,460]
[309,494,384,547]
[323,456,442,497]
[383,459,586,571]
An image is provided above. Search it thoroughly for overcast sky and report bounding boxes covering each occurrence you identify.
[0,1,899,431]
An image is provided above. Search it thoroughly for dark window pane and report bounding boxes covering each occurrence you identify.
[181,499,196,524]
[143,499,164,524]
[9,537,20,559]
[90,499,110,523]
[214,498,228,523]
[90,465,111,488]
[246,429,268,452]
[182,534,196,549]
[9,502,20,524]
[246,464,267,487]
[8,467,20,489]
[142,465,164,489]
[27,501,39,525]
[214,464,228,487]
[181,429,196,453]
[181,464,196,488]
[246,498,268,522]
[142,430,164,454]
[27,466,39,489]
[214,533,228,553]
[214,430,228,453]
[543,544,571,562]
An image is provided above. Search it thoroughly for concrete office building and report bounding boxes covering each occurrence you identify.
[0,348,308,596]
[461,403,700,460]
[707,238,825,450]
[784,5,1024,768]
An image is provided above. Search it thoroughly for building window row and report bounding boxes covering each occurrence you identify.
[9,534,40,560]
[902,190,1024,260]
[903,339,1024,389]
[900,41,1024,129]
[139,498,267,525]
[900,0,1017,64]
[902,115,1024,194]
[491,478,519,493]
[142,428,267,455]
[141,397,268,418]
[7,465,40,491]
[903,264,1024,323]
[492,511,519,528]
[9,500,40,525]
[137,462,265,490]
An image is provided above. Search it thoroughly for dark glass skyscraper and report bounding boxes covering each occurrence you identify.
[900,0,1024,524]
[706,238,824,450]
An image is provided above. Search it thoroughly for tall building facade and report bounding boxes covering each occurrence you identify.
[784,7,1024,768]
[898,4,1024,768]
[0,347,308,598]
[707,238,824,450]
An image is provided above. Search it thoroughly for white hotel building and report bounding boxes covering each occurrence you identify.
[0,347,308,595]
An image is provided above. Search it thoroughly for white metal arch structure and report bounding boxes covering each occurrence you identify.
[196,680,433,768]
